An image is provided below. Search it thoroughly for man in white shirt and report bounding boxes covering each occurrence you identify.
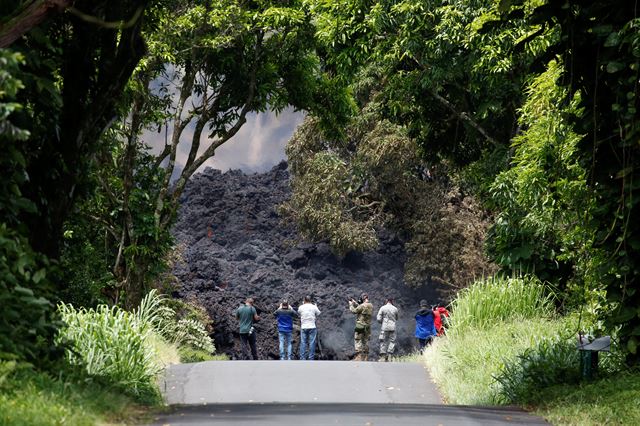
[297,295,321,360]
[376,297,399,361]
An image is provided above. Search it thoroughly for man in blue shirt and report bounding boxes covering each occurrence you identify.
[236,297,260,360]
[274,299,299,360]
[415,299,437,352]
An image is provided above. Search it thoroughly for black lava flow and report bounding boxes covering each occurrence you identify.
[172,162,446,360]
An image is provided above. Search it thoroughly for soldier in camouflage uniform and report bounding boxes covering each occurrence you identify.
[348,293,373,361]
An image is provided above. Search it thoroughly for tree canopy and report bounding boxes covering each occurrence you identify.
[284,0,640,364]
[1,0,639,366]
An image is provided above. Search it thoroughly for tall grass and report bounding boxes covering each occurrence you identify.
[424,316,577,404]
[57,302,162,398]
[423,275,582,405]
[448,275,553,333]
[138,290,215,354]
[56,290,216,398]
[0,361,142,426]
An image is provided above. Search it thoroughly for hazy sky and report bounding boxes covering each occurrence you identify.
[211,107,304,172]
[144,107,305,176]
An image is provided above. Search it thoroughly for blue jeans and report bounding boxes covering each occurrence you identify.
[279,331,293,360]
[299,328,317,360]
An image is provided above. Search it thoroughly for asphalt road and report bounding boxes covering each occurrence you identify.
[150,361,548,426]
[161,361,442,405]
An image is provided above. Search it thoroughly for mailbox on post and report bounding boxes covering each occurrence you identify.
[577,335,611,380]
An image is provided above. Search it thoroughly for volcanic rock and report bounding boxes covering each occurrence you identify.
[172,162,446,360]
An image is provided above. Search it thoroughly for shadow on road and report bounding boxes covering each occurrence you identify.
[146,402,549,426]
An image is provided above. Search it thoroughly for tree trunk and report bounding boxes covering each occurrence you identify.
[19,1,147,269]
[0,0,71,48]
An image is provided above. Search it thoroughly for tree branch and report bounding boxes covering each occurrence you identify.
[164,42,261,231]
[153,144,171,170]
[97,170,121,208]
[66,5,143,30]
[0,0,71,48]
[428,89,501,147]
[113,227,126,277]
[84,213,119,239]
[154,64,196,230]
[410,57,501,147]
[183,78,231,174]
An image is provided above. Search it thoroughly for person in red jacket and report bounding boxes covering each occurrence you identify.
[433,303,450,337]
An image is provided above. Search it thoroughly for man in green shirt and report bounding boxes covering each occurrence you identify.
[236,297,260,360]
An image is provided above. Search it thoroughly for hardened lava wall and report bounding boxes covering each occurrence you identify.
[172,162,445,360]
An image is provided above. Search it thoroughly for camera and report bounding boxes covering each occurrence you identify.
[349,296,363,305]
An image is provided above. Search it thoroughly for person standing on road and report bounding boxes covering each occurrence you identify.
[376,297,399,362]
[349,293,373,361]
[236,297,260,360]
[298,296,321,360]
[415,299,437,352]
[433,303,450,337]
[274,299,299,360]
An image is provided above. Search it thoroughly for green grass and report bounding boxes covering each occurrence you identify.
[0,362,147,426]
[1,290,221,425]
[423,275,576,405]
[57,302,163,399]
[178,347,229,363]
[422,274,637,425]
[448,275,553,333]
[423,316,576,404]
[535,370,640,425]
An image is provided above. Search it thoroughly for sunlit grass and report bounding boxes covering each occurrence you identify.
[57,302,163,399]
[423,316,575,405]
[0,362,146,426]
[535,370,640,425]
[448,275,553,333]
[422,274,637,425]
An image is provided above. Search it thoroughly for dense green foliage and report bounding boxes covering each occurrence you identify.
[423,276,621,406]
[0,49,59,363]
[1,0,162,363]
[56,290,214,398]
[447,275,553,332]
[0,361,143,426]
[283,68,496,287]
[487,61,590,282]
[282,0,640,364]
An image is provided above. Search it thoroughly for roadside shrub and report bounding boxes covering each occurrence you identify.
[57,302,161,398]
[178,347,219,363]
[0,360,139,426]
[423,274,583,405]
[164,297,213,333]
[449,275,553,332]
[494,337,581,404]
[139,290,215,354]
[424,317,575,404]
[0,227,60,363]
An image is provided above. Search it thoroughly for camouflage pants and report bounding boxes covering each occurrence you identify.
[354,326,371,355]
[379,330,396,355]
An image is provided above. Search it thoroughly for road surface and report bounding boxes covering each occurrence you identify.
[148,360,548,425]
